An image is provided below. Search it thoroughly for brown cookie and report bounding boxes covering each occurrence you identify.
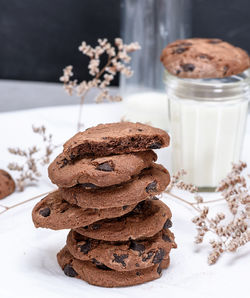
[48,150,157,188]
[0,169,15,200]
[161,38,250,78]
[60,163,170,209]
[75,199,172,241]
[63,122,170,160]
[57,246,170,287]
[32,190,136,230]
[66,228,176,271]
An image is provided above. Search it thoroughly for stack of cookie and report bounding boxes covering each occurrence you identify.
[32,122,176,287]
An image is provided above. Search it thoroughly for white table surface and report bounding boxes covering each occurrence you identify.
[0,103,249,298]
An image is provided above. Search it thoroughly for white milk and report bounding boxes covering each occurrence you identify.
[170,97,248,188]
[123,92,169,131]
[166,71,250,189]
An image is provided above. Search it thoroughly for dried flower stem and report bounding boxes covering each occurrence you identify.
[0,190,54,215]
[194,197,224,205]
[77,92,87,132]
[8,125,59,191]
[168,193,224,206]
[165,191,200,212]
[60,38,141,131]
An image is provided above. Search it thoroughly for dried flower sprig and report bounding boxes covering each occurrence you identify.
[60,38,141,131]
[7,125,58,191]
[166,161,250,265]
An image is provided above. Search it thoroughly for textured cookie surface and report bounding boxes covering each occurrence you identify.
[0,169,15,200]
[57,246,170,287]
[67,228,176,271]
[75,199,172,241]
[32,191,136,230]
[63,122,170,160]
[161,38,250,78]
[60,163,170,209]
[48,150,157,188]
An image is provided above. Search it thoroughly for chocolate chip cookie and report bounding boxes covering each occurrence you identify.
[63,122,170,160]
[48,150,157,188]
[57,246,170,287]
[75,199,172,241]
[32,191,136,230]
[60,163,170,209]
[161,38,250,78]
[66,228,176,271]
[0,169,15,200]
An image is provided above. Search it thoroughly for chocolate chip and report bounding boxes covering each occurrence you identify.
[208,39,221,44]
[102,137,108,140]
[178,42,192,47]
[163,219,172,229]
[96,264,111,270]
[92,223,100,230]
[70,153,76,160]
[135,263,140,267]
[176,69,181,75]
[79,240,91,254]
[122,205,128,210]
[151,196,159,200]
[198,54,212,60]
[130,241,145,255]
[63,264,77,277]
[146,181,157,193]
[113,254,128,267]
[162,234,171,242]
[223,65,229,75]
[152,249,165,264]
[157,265,162,275]
[92,258,98,264]
[136,271,141,276]
[80,183,98,189]
[148,142,162,149]
[181,63,195,72]
[137,128,143,132]
[96,162,114,172]
[173,47,188,54]
[142,251,154,262]
[59,158,69,168]
[92,259,112,271]
[39,207,51,217]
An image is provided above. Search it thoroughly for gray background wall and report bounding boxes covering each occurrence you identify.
[1,0,250,84]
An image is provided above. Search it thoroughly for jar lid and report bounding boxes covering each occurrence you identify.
[164,70,250,102]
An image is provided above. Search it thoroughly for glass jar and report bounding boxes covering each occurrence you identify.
[165,70,250,190]
[120,0,192,131]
